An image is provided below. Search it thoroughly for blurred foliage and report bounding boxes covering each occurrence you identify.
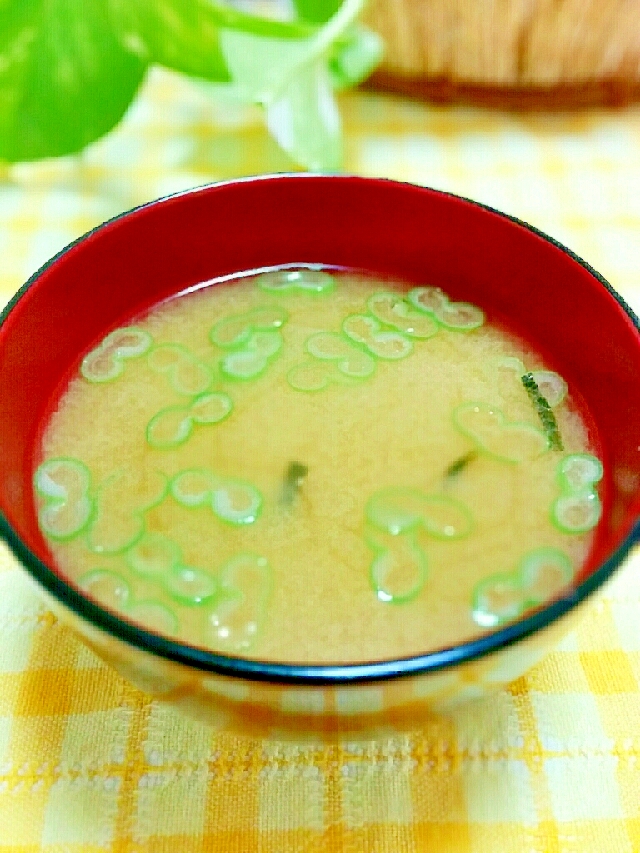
[0,0,382,169]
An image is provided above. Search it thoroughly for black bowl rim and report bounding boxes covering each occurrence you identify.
[1,173,639,686]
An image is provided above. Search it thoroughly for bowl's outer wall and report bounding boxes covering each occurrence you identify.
[36,568,590,739]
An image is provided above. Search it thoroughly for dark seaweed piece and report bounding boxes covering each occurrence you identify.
[281,461,309,505]
[445,450,479,480]
[521,373,563,451]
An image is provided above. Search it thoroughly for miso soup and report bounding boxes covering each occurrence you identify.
[34,268,602,663]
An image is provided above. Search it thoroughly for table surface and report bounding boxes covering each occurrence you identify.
[1,71,640,853]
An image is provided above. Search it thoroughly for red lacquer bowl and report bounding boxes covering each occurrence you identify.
[1,175,639,739]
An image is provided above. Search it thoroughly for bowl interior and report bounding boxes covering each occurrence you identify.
[1,175,639,644]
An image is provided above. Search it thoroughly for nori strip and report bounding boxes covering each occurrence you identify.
[281,461,308,505]
[445,450,479,479]
[521,372,563,451]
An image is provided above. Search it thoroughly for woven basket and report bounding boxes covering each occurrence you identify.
[363,0,640,108]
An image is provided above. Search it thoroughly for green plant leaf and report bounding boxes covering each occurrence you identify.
[219,0,369,101]
[108,0,319,83]
[218,28,344,167]
[292,0,344,23]
[0,0,147,162]
[108,0,229,82]
[266,60,341,170]
[218,29,316,104]
[329,24,384,88]
[0,0,380,168]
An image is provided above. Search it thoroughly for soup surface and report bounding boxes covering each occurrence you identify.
[34,268,602,663]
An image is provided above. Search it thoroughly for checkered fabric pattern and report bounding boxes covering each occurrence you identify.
[1,71,640,852]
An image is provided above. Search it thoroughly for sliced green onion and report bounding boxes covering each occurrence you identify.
[86,509,145,556]
[39,496,94,541]
[530,371,568,408]
[552,451,603,534]
[79,569,131,610]
[34,457,91,499]
[365,487,427,535]
[453,402,549,463]
[218,553,271,593]
[171,469,262,525]
[206,554,272,652]
[557,454,603,493]
[369,535,427,604]
[495,356,527,374]
[127,532,182,578]
[86,469,167,554]
[552,493,602,534]
[406,286,484,330]
[519,547,573,605]
[366,292,439,339]
[146,343,186,372]
[147,393,232,448]
[361,330,413,361]
[288,344,376,390]
[165,565,217,605]
[210,306,289,348]
[81,326,152,383]
[257,268,335,294]
[146,405,193,449]
[306,331,350,360]
[220,349,269,380]
[341,313,377,344]
[136,470,170,512]
[102,327,152,358]
[366,487,473,538]
[147,343,212,396]
[473,547,574,628]
[170,469,218,507]
[128,600,179,635]
[337,349,377,378]
[434,301,484,331]
[211,481,262,525]
[248,330,283,358]
[218,329,283,380]
[34,458,94,541]
[302,332,376,384]
[287,361,332,392]
[190,392,233,425]
[306,331,376,377]
[80,348,124,383]
[343,314,413,360]
[419,495,473,539]
[407,286,449,314]
[472,573,525,627]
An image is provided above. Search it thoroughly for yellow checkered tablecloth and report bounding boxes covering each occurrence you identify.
[1,71,640,852]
